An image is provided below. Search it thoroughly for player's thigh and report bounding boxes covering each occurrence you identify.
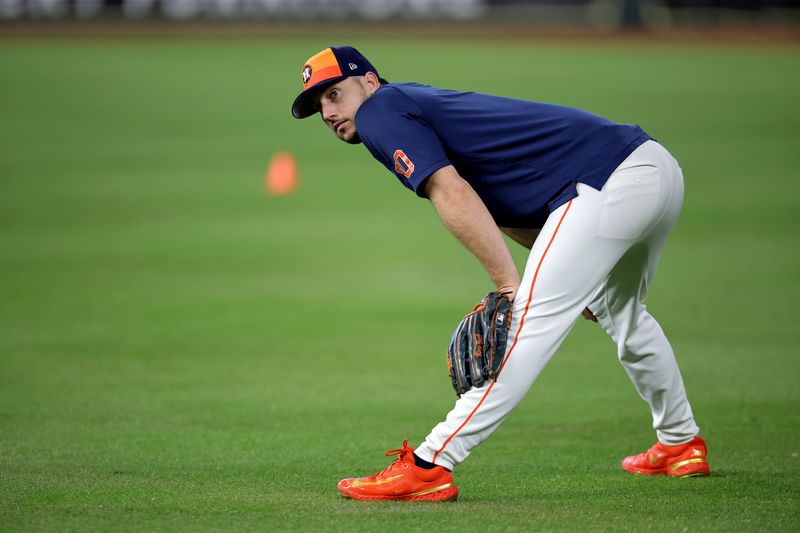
[587,147,685,321]
[515,187,633,323]
[587,242,650,323]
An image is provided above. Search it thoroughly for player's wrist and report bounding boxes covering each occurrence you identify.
[496,282,520,302]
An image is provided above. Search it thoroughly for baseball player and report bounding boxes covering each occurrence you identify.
[291,46,711,502]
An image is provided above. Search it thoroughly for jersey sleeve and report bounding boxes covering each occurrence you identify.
[355,87,451,197]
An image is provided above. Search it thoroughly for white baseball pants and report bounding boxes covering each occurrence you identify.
[415,140,699,470]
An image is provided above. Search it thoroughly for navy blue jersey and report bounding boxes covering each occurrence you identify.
[355,82,652,228]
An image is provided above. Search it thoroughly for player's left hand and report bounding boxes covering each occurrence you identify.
[447,291,515,396]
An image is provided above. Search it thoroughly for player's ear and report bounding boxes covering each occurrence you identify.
[364,71,381,95]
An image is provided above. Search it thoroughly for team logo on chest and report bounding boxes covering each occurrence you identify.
[302,64,312,85]
[393,149,415,178]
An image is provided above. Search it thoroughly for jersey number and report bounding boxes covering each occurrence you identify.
[393,149,415,178]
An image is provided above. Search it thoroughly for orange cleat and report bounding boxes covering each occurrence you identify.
[338,440,459,501]
[621,436,711,477]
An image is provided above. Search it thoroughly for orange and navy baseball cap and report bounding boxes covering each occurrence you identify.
[291,46,386,119]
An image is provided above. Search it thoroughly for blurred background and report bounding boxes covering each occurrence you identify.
[1,0,799,29]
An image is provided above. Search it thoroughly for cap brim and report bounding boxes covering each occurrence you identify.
[291,78,342,119]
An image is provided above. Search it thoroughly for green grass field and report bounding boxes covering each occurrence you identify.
[1,34,799,531]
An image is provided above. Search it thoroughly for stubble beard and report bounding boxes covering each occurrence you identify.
[342,130,362,145]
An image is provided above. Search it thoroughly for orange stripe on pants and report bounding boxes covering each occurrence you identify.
[432,199,574,464]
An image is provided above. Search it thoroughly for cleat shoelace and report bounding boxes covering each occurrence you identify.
[367,439,414,480]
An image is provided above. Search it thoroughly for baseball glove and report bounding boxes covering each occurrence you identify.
[447,291,514,396]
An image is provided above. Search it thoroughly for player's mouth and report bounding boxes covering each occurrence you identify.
[333,120,347,134]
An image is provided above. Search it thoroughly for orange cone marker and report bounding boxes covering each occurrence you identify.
[266,151,299,196]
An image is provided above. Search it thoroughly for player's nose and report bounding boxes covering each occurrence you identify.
[320,101,335,121]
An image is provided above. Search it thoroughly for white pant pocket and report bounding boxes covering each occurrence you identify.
[596,165,662,240]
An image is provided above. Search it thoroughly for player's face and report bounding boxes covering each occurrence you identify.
[317,76,377,145]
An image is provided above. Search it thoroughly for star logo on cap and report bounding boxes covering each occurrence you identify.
[302,65,312,85]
